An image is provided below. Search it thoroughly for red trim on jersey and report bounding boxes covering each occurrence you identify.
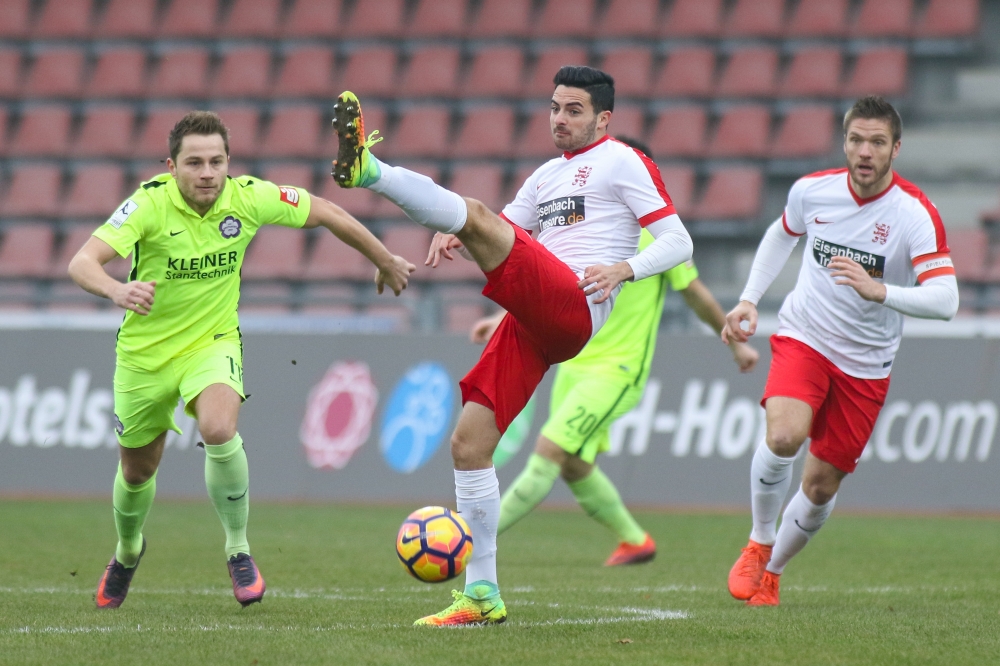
[782,211,804,237]
[912,251,950,266]
[638,205,675,227]
[562,134,610,159]
[916,266,956,283]
[894,173,950,253]
[616,139,677,225]
[847,171,898,206]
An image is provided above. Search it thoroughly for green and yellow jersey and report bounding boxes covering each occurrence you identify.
[93,173,310,371]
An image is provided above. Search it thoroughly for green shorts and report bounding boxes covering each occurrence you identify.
[540,365,643,464]
[113,335,245,448]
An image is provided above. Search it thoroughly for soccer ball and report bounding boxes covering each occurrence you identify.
[396,506,473,583]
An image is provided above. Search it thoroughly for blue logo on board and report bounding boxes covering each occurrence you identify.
[379,362,454,473]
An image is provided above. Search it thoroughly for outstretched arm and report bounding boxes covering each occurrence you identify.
[68,237,156,315]
[681,279,759,372]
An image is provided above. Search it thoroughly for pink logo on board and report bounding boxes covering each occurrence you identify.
[300,362,379,470]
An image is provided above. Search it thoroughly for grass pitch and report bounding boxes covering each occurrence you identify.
[1,500,998,665]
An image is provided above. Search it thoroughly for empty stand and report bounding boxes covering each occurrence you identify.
[382,226,433,280]
[61,165,126,218]
[33,0,93,38]
[260,164,315,190]
[410,0,468,37]
[400,47,461,98]
[715,47,778,98]
[239,283,292,313]
[525,47,589,98]
[608,104,645,142]
[273,47,336,98]
[463,47,524,98]
[213,105,260,158]
[227,160,251,178]
[661,0,723,37]
[343,0,405,37]
[469,0,532,37]
[302,232,373,281]
[47,281,106,311]
[451,106,515,159]
[8,106,72,157]
[915,0,980,38]
[440,286,489,332]
[222,0,281,37]
[148,48,211,99]
[212,47,273,99]
[382,106,451,159]
[534,0,596,38]
[851,0,913,37]
[72,105,135,158]
[299,284,356,314]
[654,47,716,98]
[724,0,785,37]
[601,0,659,37]
[161,0,219,37]
[0,49,21,99]
[787,0,848,37]
[134,107,190,158]
[320,180,378,219]
[338,47,398,97]
[948,229,989,283]
[690,168,764,220]
[0,165,62,218]
[449,165,505,212]
[508,163,544,201]
[843,48,908,97]
[0,0,30,38]
[601,48,653,98]
[23,48,85,98]
[0,107,8,155]
[95,0,157,38]
[648,107,707,158]
[242,226,305,280]
[514,108,562,160]
[282,0,342,37]
[778,48,843,98]
[88,48,147,99]
[771,106,836,158]
[50,225,97,279]
[261,105,322,158]
[0,225,55,278]
[707,106,772,158]
[657,166,695,218]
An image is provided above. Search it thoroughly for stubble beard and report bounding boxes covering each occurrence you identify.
[556,117,599,153]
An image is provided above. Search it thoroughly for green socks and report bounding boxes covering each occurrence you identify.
[569,466,647,546]
[498,454,560,534]
[113,464,156,568]
[204,434,250,558]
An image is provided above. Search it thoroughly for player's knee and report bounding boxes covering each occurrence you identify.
[766,429,807,457]
[462,197,490,225]
[121,459,156,485]
[450,431,491,468]
[801,474,839,505]
[199,420,236,446]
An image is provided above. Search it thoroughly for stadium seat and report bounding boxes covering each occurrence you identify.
[915,0,979,38]
[32,0,93,38]
[410,0,468,36]
[948,229,988,283]
[239,283,292,313]
[23,48,85,98]
[0,49,22,99]
[449,165,505,213]
[600,48,653,99]
[843,48,908,97]
[462,47,524,99]
[87,48,147,99]
[601,0,659,37]
[513,108,562,159]
[690,168,763,220]
[133,107,190,158]
[533,0,596,37]
[0,0,30,38]
[657,165,695,218]
[282,0,342,37]
[525,47,590,98]
[507,163,543,202]
[212,47,273,99]
[399,47,461,98]
[260,163,315,190]
[222,0,281,37]
[342,0,405,37]
[47,281,106,311]
[299,283,357,314]
[608,104,645,142]
[451,106,515,159]
[147,48,211,99]
[787,0,848,37]
[273,47,336,98]
[61,165,126,218]
[0,224,55,278]
[778,48,843,98]
[715,47,778,98]
[338,47,398,97]
[382,226,434,281]
[771,106,836,158]
[302,232,373,281]
[381,106,451,159]
[161,0,220,37]
[469,0,532,37]
[647,107,707,158]
[851,0,913,37]
[49,225,96,279]
[94,0,157,37]
[0,165,62,218]
[320,180,378,219]
[72,105,135,158]
[661,0,723,37]
[724,0,785,37]
[653,47,716,98]
[242,226,305,280]
[707,106,772,158]
[260,105,322,158]
[8,106,72,157]
[0,107,8,155]
[212,105,260,158]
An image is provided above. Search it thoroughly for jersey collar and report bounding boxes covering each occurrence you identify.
[563,134,610,159]
[166,176,233,218]
[847,170,899,206]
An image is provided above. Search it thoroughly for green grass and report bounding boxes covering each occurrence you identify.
[1,500,999,665]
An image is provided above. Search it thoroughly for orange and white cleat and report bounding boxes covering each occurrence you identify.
[746,570,780,606]
[604,534,656,567]
[227,553,266,607]
[728,539,773,600]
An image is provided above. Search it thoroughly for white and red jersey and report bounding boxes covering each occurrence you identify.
[500,135,675,332]
[777,168,954,379]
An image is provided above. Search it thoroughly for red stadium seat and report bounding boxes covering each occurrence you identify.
[50,225,97,278]
[282,0,342,37]
[771,106,836,158]
[462,47,524,99]
[948,229,988,283]
[653,47,716,98]
[843,48,908,97]
[338,47,398,97]
[381,106,451,159]
[273,47,336,98]
[469,0,532,37]
[0,107,8,155]
[608,104,645,141]
[147,48,211,99]
[342,0,405,37]
[449,165,505,212]
[320,180,378,218]
[95,0,156,37]
[399,47,461,98]
[451,106,515,159]
[715,47,778,98]
[134,107,189,158]
[534,0,596,37]
[851,0,913,37]
[647,106,707,158]
[513,108,561,160]
[242,226,305,280]
[23,48,85,98]
[507,163,544,202]
[601,0,659,38]
[213,105,260,158]
[211,47,274,99]
[724,0,785,37]
[657,165,695,218]
[707,106,772,158]
[222,0,281,37]
[161,0,220,37]
[661,0,723,37]
[915,0,979,38]
[33,0,93,38]
[382,226,434,281]
[88,48,147,99]
[410,0,468,37]
[261,105,322,158]
[0,0,30,38]
[600,48,653,99]
[0,49,22,99]
[302,234,372,282]
[260,164,314,190]
[61,165,126,218]
[778,48,843,98]
[0,224,56,278]
[690,168,763,220]
[525,47,589,98]
[787,0,848,37]
[8,106,71,157]
[0,165,62,217]
[72,105,135,158]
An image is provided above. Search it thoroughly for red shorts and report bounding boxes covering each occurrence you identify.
[460,224,592,433]
[762,335,890,474]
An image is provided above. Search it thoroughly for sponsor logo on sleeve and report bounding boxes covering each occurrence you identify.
[812,237,886,278]
[278,186,300,207]
[219,216,242,239]
[536,196,586,231]
[107,200,138,229]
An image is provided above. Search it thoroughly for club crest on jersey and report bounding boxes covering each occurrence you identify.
[279,186,299,207]
[813,237,886,278]
[219,216,242,239]
[572,166,592,187]
[537,196,586,231]
[872,222,891,245]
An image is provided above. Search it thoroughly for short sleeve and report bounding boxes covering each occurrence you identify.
[253,179,311,229]
[614,149,676,227]
[665,260,699,291]
[92,191,148,257]
[500,168,540,232]
[782,179,808,237]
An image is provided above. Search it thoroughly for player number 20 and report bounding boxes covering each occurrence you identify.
[566,406,597,436]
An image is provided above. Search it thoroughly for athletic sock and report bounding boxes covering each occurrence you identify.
[749,441,796,545]
[498,454,560,535]
[113,464,156,567]
[204,434,250,559]
[766,486,836,574]
[568,466,647,546]
[455,467,501,596]
[368,159,467,234]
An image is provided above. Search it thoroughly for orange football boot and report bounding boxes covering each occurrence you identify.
[604,534,657,566]
[728,539,772,600]
[228,553,266,607]
[746,570,780,606]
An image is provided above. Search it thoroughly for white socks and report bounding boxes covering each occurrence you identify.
[767,486,836,574]
[455,467,501,587]
[749,442,796,545]
[369,159,467,234]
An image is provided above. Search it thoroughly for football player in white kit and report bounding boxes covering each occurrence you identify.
[722,96,959,607]
[331,66,693,625]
